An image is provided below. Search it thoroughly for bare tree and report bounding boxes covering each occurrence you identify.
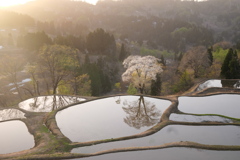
[26,64,40,96]
[36,45,79,96]
[179,46,210,78]
[0,54,26,100]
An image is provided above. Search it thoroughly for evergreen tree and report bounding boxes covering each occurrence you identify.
[228,58,240,79]
[86,28,116,57]
[221,48,240,79]
[150,73,161,96]
[81,59,112,96]
[207,47,213,66]
[160,55,166,66]
[18,31,52,50]
[221,48,234,78]
[119,43,127,61]
[85,63,103,96]
[228,50,240,79]
[54,35,85,51]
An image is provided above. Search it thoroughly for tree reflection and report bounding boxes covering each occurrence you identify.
[20,95,84,112]
[0,109,26,121]
[221,80,236,88]
[122,96,161,129]
[234,80,240,88]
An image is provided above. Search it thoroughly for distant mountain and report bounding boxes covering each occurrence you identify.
[2,0,240,48]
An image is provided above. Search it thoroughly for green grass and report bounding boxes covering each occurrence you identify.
[213,48,228,63]
[140,47,175,59]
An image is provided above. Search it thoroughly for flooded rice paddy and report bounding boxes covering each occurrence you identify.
[56,96,171,142]
[0,109,25,122]
[197,79,240,91]
[75,149,240,160]
[71,125,240,154]
[19,95,85,112]
[169,113,233,123]
[178,94,240,119]
[0,90,239,159]
[0,120,34,154]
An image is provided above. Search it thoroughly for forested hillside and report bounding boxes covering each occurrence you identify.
[0,0,240,105]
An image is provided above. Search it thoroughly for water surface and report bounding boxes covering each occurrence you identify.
[19,95,85,112]
[0,109,26,122]
[170,113,233,123]
[73,149,240,160]
[0,120,35,154]
[197,79,240,91]
[178,94,240,119]
[56,96,171,142]
[72,125,240,154]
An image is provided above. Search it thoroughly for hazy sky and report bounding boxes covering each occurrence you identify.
[0,0,210,7]
[0,0,98,7]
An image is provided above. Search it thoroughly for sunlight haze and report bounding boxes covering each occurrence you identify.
[77,0,99,5]
[0,0,99,7]
[0,0,34,7]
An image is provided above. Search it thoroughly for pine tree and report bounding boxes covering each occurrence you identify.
[119,43,127,61]
[229,58,239,78]
[207,47,213,66]
[221,48,234,78]
[228,50,240,79]
[221,48,240,79]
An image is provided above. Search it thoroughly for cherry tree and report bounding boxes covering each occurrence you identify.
[122,55,163,94]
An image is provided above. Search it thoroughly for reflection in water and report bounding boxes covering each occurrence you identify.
[122,96,161,129]
[233,80,240,88]
[178,94,240,119]
[19,95,85,112]
[0,109,26,121]
[56,96,171,142]
[0,120,35,154]
[72,125,240,154]
[197,80,222,91]
[197,79,240,91]
[221,80,240,88]
[73,149,240,160]
[169,113,233,123]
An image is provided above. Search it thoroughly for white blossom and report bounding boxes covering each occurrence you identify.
[122,55,163,93]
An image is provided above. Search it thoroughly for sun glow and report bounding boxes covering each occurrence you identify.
[0,0,99,7]
[0,0,33,7]
[73,0,99,5]
[84,0,99,5]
